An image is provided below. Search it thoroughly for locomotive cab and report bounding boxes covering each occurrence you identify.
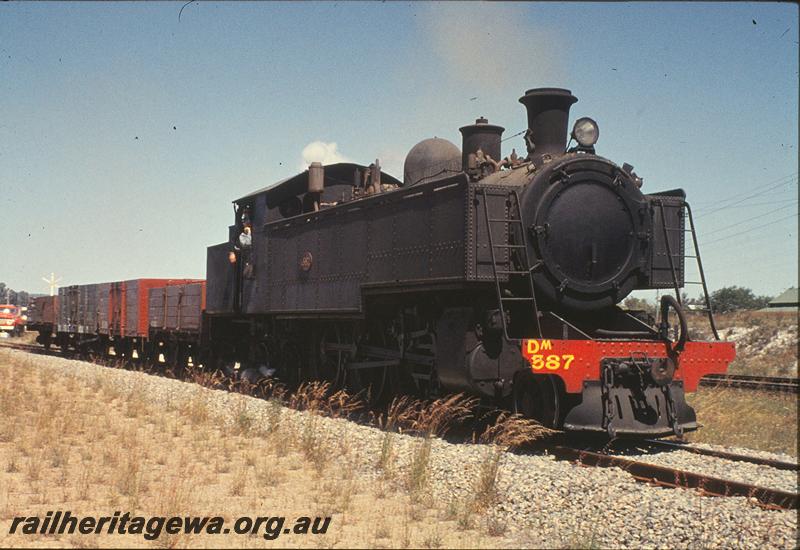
[204,163,405,315]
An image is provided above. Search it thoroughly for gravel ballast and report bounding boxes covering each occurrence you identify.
[4,349,797,549]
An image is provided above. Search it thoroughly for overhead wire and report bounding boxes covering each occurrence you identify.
[702,202,799,236]
[700,212,798,246]
[696,197,799,211]
[701,234,796,266]
[694,174,798,217]
[701,229,794,255]
[500,129,527,143]
[715,249,798,271]
[691,172,797,207]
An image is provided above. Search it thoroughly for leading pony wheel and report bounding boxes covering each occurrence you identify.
[513,371,560,428]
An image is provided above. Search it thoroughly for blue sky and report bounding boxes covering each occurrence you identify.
[1,1,797,298]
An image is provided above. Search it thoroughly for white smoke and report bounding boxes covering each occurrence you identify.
[300,141,351,170]
[418,3,563,92]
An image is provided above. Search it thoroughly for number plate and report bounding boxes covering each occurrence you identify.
[522,339,575,371]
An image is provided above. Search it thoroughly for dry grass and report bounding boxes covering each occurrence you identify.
[706,310,796,332]
[463,413,556,514]
[287,381,363,418]
[656,309,798,455]
[377,393,478,438]
[685,385,798,457]
[478,412,555,450]
[374,394,481,502]
[0,349,511,548]
[687,310,798,377]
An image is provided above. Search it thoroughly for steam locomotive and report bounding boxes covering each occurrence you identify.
[32,87,735,437]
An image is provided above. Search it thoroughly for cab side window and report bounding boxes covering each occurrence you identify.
[233,202,256,279]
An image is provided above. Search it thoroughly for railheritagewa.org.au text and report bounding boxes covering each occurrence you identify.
[8,511,331,541]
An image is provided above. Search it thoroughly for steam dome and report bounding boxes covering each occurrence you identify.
[403,138,461,186]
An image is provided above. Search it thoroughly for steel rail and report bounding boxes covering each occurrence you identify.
[0,341,46,353]
[699,373,799,394]
[552,446,798,510]
[641,439,799,471]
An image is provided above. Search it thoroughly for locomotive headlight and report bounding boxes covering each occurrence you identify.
[572,117,599,147]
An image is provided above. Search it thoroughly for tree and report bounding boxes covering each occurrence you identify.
[709,286,771,313]
[623,296,657,320]
[0,283,33,306]
[623,296,653,311]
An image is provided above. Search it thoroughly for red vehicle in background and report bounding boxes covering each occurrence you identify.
[0,304,26,337]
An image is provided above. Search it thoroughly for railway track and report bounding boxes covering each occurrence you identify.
[3,338,798,510]
[551,445,798,511]
[641,439,799,471]
[699,373,799,393]
[0,340,45,354]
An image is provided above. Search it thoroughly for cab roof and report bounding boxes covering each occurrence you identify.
[235,162,402,207]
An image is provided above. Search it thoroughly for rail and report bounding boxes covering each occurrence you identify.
[699,373,799,394]
[641,439,798,471]
[551,445,798,510]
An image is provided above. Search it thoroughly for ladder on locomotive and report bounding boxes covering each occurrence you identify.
[655,200,720,340]
[479,188,543,341]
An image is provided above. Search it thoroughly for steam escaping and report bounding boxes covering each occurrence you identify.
[418,3,563,92]
[300,141,351,170]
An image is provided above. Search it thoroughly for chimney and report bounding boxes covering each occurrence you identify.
[459,117,504,172]
[308,162,324,193]
[518,88,578,164]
